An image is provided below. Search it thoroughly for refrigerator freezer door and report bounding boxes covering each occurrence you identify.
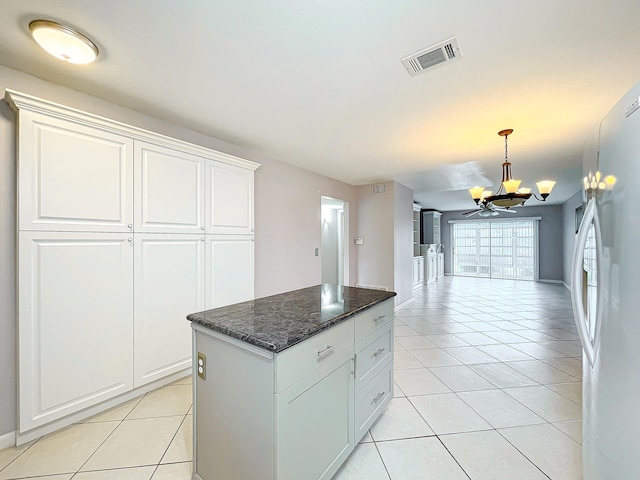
[581,80,640,480]
[571,197,602,367]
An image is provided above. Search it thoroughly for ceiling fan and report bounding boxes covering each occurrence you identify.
[462,202,518,218]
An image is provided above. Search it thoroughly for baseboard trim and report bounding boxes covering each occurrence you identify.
[537,279,564,285]
[16,369,190,446]
[562,281,570,291]
[0,430,16,450]
[395,297,414,311]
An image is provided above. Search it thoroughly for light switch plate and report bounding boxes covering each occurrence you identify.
[355,237,364,245]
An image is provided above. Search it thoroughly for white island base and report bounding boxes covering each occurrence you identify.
[191,297,394,480]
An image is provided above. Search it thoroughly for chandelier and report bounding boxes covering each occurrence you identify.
[469,129,555,209]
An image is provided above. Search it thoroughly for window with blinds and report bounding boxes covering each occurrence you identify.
[452,220,537,280]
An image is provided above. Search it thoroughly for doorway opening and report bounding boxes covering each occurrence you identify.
[321,196,349,285]
[451,219,538,281]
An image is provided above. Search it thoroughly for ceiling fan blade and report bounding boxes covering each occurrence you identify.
[462,210,481,217]
[495,208,517,214]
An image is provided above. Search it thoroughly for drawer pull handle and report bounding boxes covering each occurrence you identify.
[371,391,386,405]
[316,344,336,357]
[371,347,386,358]
[373,314,386,323]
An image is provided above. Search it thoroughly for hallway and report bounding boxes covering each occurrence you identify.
[335,276,582,479]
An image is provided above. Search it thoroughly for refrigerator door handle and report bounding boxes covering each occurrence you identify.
[571,196,602,367]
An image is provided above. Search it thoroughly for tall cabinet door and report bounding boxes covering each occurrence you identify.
[17,111,134,232]
[206,161,254,234]
[135,141,205,233]
[134,234,205,387]
[18,232,134,432]
[205,236,254,309]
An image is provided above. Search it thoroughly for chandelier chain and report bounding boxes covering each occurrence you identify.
[504,134,508,162]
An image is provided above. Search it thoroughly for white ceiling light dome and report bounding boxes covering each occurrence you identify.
[29,20,99,64]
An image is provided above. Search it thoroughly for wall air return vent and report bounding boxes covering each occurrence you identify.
[372,184,386,194]
[401,36,462,76]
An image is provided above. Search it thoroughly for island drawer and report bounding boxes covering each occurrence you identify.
[355,359,393,441]
[275,319,354,393]
[355,322,393,391]
[355,299,393,342]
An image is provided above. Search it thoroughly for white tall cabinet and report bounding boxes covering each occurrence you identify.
[18,232,134,433]
[7,90,260,442]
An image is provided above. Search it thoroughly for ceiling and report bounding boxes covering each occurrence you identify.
[1,0,639,211]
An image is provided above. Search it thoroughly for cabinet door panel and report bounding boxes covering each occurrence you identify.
[276,349,354,480]
[355,360,393,440]
[18,112,133,232]
[134,234,204,386]
[206,162,254,234]
[205,236,254,309]
[135,141,205,233]
[18,232,133,432]
[355,324,393,391]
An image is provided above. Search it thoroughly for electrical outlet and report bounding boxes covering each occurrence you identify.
[197,352,206,380]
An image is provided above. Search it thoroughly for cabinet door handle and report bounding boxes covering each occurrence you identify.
[373,314,386,323]
[127,238,133,242]
[371,392,386,405]
[127,224,133,229]
[316,344,336,357]
[201,226,205,230]
[371,347,386,358]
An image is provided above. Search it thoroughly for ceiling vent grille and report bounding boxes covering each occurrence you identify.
[401,36,462,76]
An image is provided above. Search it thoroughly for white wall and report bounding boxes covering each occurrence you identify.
[356,181,414,305]
[356,182,394,291]
[321,207,339,284]
[0,65,359,437]
[393,182,414,305]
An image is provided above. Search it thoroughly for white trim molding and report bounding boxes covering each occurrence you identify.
[4,89,260,172]
[448,216,542,224]
[0,431,16,450]
[395,297,415,311]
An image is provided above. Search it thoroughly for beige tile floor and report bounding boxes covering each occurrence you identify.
[0,276,582,479]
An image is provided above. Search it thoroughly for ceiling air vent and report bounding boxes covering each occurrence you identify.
[401,36,462,76]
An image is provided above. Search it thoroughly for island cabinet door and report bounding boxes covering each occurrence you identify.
[204,235,254,309]
[18,231,134,433]
[205,160,254,235]
[133,234,204,387]
[134,140,206,233]
[275,348,355,480]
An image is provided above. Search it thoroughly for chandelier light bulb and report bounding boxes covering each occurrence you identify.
[536,180,556,196]
[503,179,521,194]
[469,186,485,203]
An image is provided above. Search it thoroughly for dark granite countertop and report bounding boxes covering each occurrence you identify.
[187,284,396,353]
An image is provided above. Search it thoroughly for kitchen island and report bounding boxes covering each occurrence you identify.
[187,284,396,480]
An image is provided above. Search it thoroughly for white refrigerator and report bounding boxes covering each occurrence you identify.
[572,79,640,479]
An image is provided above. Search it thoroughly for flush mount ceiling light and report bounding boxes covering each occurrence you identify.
[29,20,99,64]
[466,129,555,215]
